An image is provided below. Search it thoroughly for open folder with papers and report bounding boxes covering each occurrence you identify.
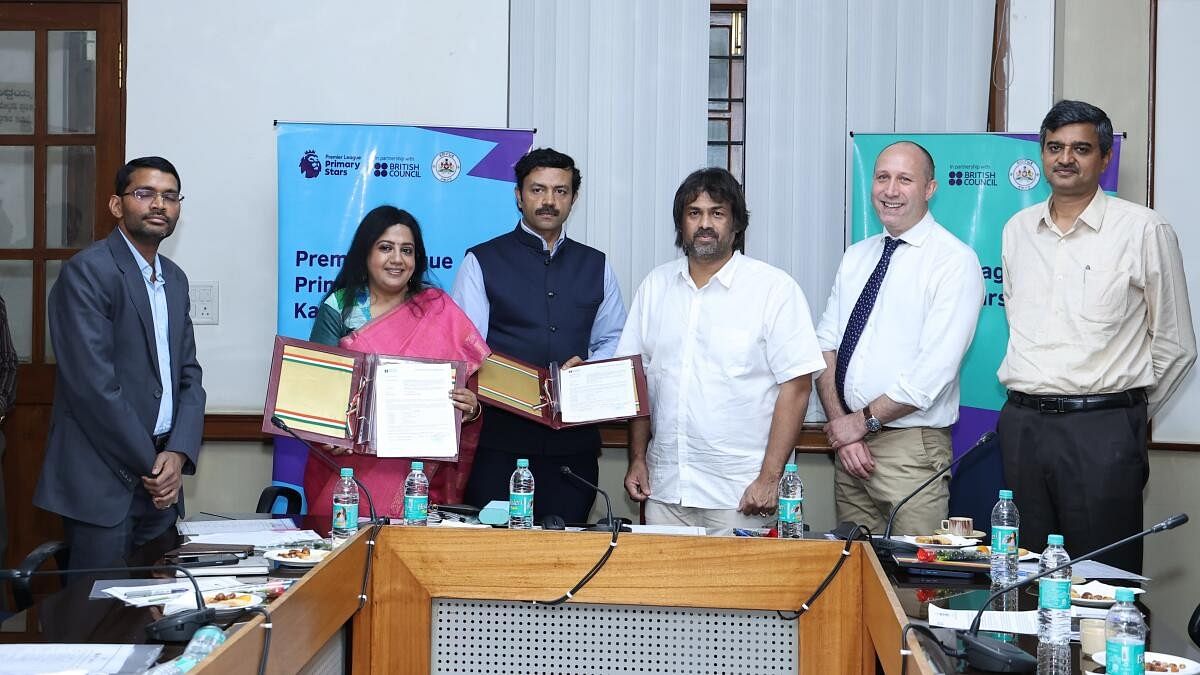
[261,336,466,458]
[477,352,650,428]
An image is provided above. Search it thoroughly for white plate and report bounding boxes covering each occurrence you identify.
[264,548,331,567]
[1091,651,1200,675]
[961,545,1037,561]
[202,592,264,619]
[1071,580,1145,608]
[898,534,980,549]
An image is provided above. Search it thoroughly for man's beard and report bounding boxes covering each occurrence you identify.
[684,228,731,261]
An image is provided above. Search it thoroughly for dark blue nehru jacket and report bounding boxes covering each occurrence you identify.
[469,225,605,456]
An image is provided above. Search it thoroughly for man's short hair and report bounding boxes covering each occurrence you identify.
[672,167,750,252]
[115,156,181,195]
[1040,100,1114,156]
[514,148,581,194]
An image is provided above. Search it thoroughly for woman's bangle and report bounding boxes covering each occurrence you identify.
[464,403,482,423]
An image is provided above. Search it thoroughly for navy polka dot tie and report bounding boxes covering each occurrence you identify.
[835,236,904,413]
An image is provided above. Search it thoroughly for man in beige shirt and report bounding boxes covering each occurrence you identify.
[998,100,1196,573]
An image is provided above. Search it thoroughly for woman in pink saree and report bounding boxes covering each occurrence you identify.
[306,205,489,518]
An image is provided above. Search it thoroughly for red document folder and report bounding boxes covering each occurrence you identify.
[476,352,650,429]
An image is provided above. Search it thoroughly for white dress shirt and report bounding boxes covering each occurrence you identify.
[616,252,825,509]
[816,211,983,428]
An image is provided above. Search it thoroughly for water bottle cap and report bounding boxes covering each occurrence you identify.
[998,489,1013,499]
[1047,534,1063,546]
[517,458,529,468]
[412,461,424,470]
[1114,588,1135,602]
[339,468,353,478]
[784,463,797,472]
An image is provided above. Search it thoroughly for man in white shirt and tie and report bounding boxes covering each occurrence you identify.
[617,168,825,528]
[816,141,984,536]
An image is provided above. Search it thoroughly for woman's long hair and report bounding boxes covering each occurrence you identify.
[323,205,432,321]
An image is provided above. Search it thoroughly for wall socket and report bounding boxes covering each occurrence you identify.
[189,282,219,325]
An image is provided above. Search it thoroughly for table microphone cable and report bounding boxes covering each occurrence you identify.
[240,606,273,675]
[777,523,872,621]
[529,469,622,606]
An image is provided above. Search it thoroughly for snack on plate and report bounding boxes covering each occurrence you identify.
[913,535,956,545]
[205,592,255,608]
[279,547,312,559]
[1145,659,1184,672]
[916,547,989,563]
[1070,589,1112,600]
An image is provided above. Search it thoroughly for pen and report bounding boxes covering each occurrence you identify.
[125,587,189,599]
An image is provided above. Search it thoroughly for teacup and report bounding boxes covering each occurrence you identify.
[940,516,974,536]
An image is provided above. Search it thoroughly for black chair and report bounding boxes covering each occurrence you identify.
[1188,601,1200,649]
[13,540,70,611]
[255,485,303,514]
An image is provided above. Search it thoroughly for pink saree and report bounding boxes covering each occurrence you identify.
[304,288,490,517]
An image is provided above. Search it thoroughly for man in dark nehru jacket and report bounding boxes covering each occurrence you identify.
[451,148,626,523]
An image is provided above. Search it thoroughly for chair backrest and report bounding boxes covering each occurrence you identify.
[1189,601,1200,649]
[256,485,303,514]
[13,541,70,611]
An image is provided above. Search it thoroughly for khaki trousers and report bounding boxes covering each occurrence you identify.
[834,426,952,536]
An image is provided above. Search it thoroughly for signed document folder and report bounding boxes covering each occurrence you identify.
[477,352,650,428]
[262,336,466,458]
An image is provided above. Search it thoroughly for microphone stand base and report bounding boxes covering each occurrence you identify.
[958,631,1036,672]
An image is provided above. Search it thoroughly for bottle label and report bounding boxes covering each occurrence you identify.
[991,525,1018,554]
[1038,578,1070,610]
[332,503,358,531]
[778,497,802,524]
[404,495,428,522]
[509,492,533,519]
[1106,639,1145,675]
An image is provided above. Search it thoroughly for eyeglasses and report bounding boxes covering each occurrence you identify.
[122,188,185,204]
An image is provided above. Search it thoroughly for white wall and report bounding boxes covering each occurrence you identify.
[126,0,510,412]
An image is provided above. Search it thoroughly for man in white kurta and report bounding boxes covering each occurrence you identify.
[617,168,824,528]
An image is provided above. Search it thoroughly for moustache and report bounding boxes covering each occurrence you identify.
[692,228,718,240]
[1053,164,1078,173]
[536,206,559,216]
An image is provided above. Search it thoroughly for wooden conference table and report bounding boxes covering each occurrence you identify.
[3,521,1110,674]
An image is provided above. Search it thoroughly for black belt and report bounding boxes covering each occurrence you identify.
[1006,389,1146,414]
[152,433,170,451]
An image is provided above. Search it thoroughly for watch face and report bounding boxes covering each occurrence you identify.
[866,417,882,433]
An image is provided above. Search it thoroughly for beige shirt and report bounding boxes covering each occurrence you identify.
[998,188,1196,416]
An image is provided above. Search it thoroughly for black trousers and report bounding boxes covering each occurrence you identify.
[62,488,178,570]
[997,400,1148,573]
[464,447,599,524]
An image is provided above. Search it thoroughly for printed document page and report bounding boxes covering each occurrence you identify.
[559,359,637,423]
[373,359,457,458]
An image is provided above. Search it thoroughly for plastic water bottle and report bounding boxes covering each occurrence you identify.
[1037,534,1072,675]
[990,489,1020,587]
[145,624,226,673]
[331,467,359,546]
[403,461,429,526]
[777,463,804,538]
[509,458,535,529]
[1105,588,1146,675]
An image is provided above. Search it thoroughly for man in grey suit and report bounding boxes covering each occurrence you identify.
[36,156,205,569]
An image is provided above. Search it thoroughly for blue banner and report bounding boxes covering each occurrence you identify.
[273,123,534,507]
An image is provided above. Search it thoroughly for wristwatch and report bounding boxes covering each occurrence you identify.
[862,405,882,434]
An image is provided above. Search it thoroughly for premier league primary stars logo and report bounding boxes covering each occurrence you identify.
[299,150,322,179]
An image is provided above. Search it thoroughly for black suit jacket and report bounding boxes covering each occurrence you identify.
[35,229,205,527]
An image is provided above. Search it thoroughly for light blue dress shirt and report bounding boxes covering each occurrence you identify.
[451,221,626,361]
[119,231,173,435]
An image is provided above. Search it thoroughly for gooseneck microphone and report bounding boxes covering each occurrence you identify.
[559,466,628,532]
[270,415,380,524]
[956,513,1188,673]
[0,563,213,642]
[875,431,997,556]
